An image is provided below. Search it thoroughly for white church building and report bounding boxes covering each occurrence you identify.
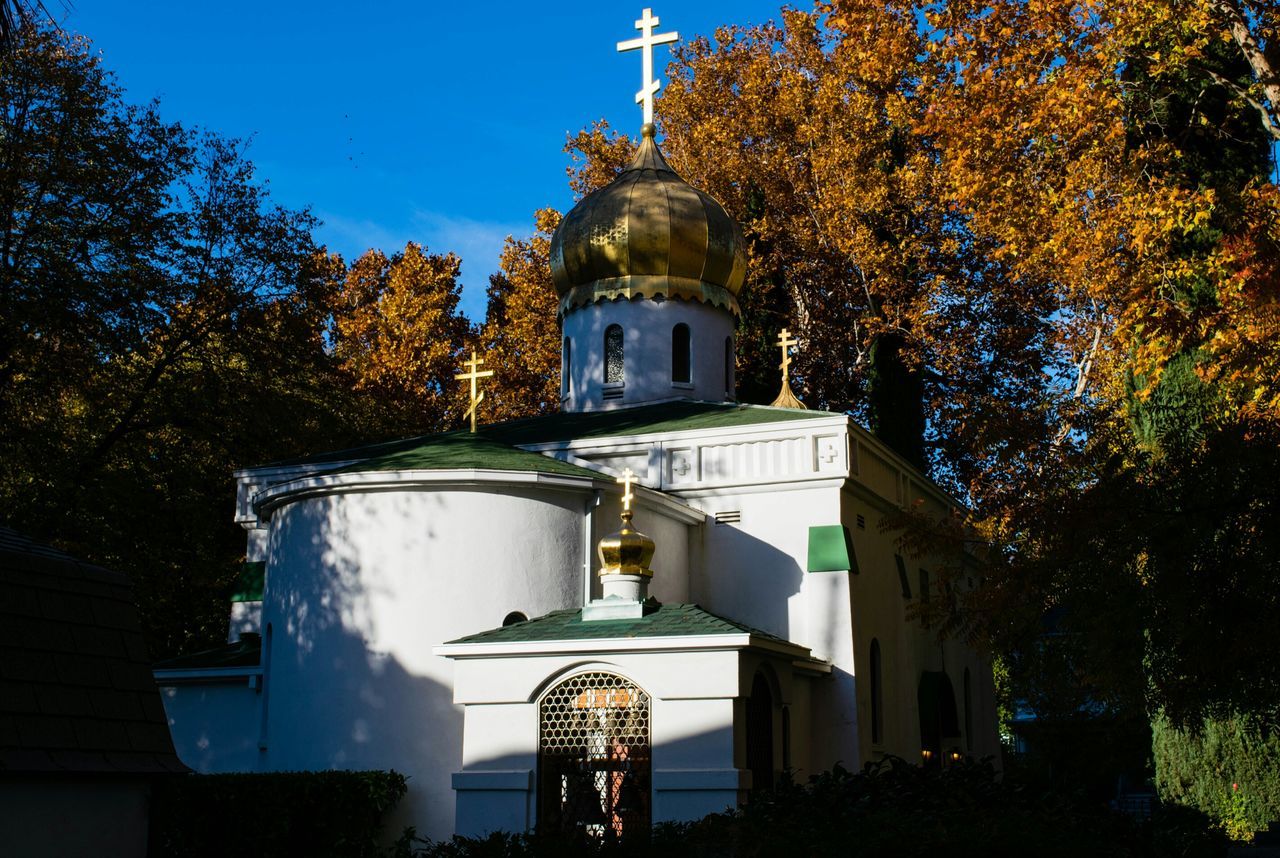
[154,10,999,844]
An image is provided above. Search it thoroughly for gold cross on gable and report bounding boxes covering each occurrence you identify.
[617,467,637,515]
[777,328,799,381]
[454,350,495,433]
[617,8,679,126]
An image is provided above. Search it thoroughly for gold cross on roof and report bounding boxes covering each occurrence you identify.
[777,328,799,380]
[617,8,679,126]
[617,467,637,515]
[454,350,495,433]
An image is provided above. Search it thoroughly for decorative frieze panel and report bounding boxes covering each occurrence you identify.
[699,436,808,486]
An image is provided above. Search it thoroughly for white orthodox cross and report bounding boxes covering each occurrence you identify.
[617,8,679,125]
[617,467,637,513]
[454,350,495,433]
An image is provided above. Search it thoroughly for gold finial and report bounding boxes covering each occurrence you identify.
[770,327,807,409]
[454,350,495,433]
[617,8,679,127]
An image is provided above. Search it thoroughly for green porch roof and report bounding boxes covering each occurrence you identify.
[445,602,795,646]
[263,401,841,470]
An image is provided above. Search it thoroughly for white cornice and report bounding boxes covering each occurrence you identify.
[434,631,821,662]
[252,469,606,519]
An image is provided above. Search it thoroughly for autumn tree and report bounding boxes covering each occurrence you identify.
[328,243,471,432]
[476,209,563,422]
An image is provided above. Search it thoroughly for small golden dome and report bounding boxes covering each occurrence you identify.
[550,123,747,318]
[597,509,656,578]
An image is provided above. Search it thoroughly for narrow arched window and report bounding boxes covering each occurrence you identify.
[604,324,624,384]
[870,638,883,745]
[671,323,691,383]
[562,337,572,395]
[781,706,792,771]
[964,668,973,752]
[724,336,734,396]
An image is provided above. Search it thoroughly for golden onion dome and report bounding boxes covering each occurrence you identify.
[550,123,747,317]
[597,509,656,579]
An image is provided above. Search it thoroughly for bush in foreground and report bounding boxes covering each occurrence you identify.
[149,769,407,858]
[405,758,1226,858]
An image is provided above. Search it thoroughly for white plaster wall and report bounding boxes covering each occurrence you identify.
[259,483,591,842]
[686,482,859,771]
[158,680,262,772]
[561,299,736,412]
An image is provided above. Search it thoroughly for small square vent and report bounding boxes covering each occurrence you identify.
[714,510,741,525]
[856,514,866,530]
[602,387,624,401]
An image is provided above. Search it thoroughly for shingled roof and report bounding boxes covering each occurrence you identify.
[445,602,799,647]
[0,526,188,775]
[264,400,840,469]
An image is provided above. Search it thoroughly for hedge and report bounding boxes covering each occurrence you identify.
[149,769,407,858]
[403,758,1226,858]
[1153,713,1280,841]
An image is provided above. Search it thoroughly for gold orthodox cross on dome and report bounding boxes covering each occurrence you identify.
[617,8,679,126]
[455,350,495,433]
[617,467,637,516]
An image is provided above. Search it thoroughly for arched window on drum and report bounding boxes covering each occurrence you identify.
[604,325,624,385]
[671,323,691,384]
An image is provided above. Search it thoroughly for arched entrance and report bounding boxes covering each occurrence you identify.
[917,670,961,769]
[746,672,775,791]
[538,671,651,841]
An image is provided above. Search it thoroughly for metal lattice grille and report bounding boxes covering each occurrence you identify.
[538,672,651,841]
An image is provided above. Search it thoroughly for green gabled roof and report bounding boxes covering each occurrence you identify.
[264,401,841,470]
[154,634,261,671]
[445,602,796,646]
[324,431,604,479]
[484,400,839,446]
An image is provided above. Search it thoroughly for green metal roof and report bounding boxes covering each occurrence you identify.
[445,602,796,646]
[485,400,839,446]
[263,401,840,470]
[324,432,604,479]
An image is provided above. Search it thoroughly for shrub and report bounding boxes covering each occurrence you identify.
[149,769,407,858]
[1153,713,1280,841]
[405,758,1226,857]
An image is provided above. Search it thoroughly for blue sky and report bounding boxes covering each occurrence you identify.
[63,2,788,320]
